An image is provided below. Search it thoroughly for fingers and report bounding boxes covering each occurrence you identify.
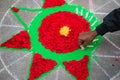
[82,40,90,48]
[78,31,98,50]
[80,44,85,50]
[78,39,82,46]
[78,38,91,50]
[78,39,86,50]
[78,34,86,50]
[79,40,88,49]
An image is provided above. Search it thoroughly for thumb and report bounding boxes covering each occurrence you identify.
[82,40,90,48]
[78,40,86,50]
[78,39,83,46]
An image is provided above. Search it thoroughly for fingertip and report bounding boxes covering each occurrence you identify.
[78,39,82,45]
[80,45,85,50]
[82,41,89,48]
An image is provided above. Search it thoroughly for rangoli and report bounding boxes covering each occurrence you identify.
[0,0,102,80]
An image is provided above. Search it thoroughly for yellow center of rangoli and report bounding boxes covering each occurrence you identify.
[59,26,71,37]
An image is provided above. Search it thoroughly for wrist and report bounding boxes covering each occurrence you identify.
[96,23,109,35]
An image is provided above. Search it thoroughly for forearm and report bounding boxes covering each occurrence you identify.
[96,8,120,35]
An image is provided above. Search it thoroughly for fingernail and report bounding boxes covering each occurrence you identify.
[80,45,85,50]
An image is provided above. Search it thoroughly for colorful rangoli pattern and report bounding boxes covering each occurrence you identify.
[0,0,102,80]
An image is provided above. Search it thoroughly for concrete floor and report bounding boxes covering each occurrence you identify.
[0,0,120,80]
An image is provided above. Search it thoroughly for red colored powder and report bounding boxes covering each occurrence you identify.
[28,53,57,80]
[43,0,65,8]
[12,7,19,12]
[112,64,115,67]
[115,58,119,62]
[0,30,31,49]
[63,55,89,80]
[39,11,90,53]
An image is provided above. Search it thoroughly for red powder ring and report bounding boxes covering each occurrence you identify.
[38,11,90,53]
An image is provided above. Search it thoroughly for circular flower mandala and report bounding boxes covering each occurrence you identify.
[39,11,90,53]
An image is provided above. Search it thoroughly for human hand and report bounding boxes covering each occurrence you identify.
[78,30,98,49]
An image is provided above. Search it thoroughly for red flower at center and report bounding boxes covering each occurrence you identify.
[38,11,90,53]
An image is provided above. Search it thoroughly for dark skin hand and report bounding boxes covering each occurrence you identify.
[78,30,98,48]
